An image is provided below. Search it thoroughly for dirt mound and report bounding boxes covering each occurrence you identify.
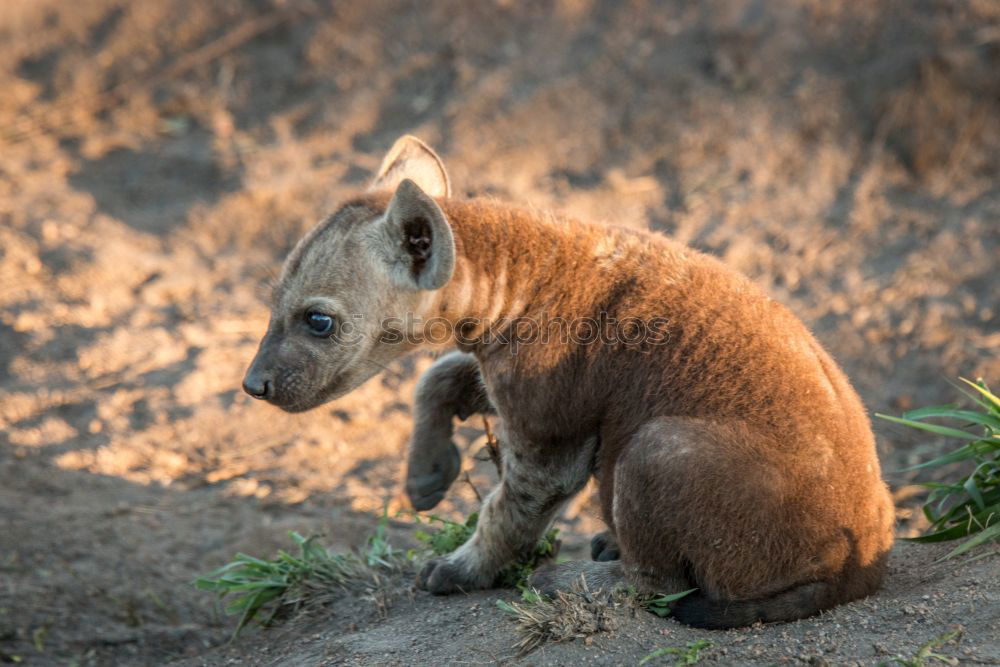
[0,0,997,664]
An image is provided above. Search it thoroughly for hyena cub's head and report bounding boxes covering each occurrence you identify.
[242,136,456,412]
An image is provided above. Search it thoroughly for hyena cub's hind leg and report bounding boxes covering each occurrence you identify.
[529,548,690,598]
[529,559,627,596]
[590,530,620,561]
[406,351,495,510]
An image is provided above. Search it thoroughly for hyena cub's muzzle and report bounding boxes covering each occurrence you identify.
[241,335,318,411]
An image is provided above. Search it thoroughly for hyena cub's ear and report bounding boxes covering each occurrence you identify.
[369,135,451,198]
[377,179,456,290]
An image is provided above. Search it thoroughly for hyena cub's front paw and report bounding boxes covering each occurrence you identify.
[416,555,490,595]
[406,438,461,511]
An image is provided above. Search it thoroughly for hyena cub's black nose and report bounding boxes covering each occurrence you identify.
[242,373,272,400]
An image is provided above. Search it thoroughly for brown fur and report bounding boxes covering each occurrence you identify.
[244,136,895,628]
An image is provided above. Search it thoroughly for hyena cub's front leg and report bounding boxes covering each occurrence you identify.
[406,351,495,510]
[417,438,594,594]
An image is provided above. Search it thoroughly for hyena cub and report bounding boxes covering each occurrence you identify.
[243,135,894,628]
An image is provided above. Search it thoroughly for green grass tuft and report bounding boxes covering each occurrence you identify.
[877,378,1000,559]
[194,513,403,637]
[412,511,479,556]
[640,639,712,666]
[878,628,963,667]
[634,587,698,618]
[196,508,561,638]
[409,511,560,588]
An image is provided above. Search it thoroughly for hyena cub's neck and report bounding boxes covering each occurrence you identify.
[402,199,689,352]
[417,197,684,351]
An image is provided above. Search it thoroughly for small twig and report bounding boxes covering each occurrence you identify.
[463,471,482,504]
[481,416,502,477]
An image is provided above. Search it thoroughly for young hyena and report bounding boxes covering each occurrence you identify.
[243,135,894,628]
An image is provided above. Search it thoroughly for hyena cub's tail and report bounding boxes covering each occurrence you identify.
[671,581,839,630]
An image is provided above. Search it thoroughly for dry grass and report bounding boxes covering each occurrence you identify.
[496,578,630,654]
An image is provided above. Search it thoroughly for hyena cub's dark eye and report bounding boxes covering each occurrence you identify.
[305,311,336,337]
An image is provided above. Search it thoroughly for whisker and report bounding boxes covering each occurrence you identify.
[252,262,281,306]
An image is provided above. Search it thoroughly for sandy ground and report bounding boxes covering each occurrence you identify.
[0,0,998,664]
